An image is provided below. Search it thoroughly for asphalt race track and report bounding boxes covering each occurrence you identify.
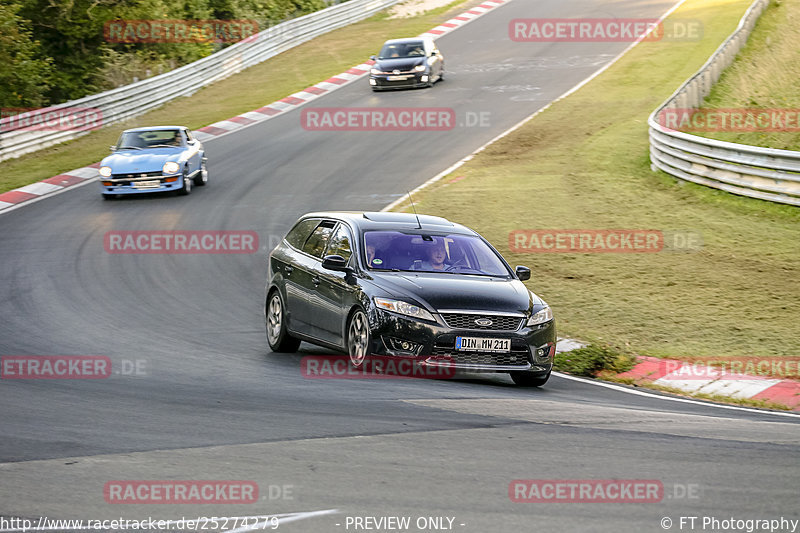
[1,0,798,531]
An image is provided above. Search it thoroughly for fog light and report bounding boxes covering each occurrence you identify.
[369,79,377,85]
[385,337,421,355]
[537,348,545,357]
[102,181,112,186]
[164,177,178,183]
[421,75,429,82]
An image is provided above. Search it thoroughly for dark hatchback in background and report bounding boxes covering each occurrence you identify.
[265,212,556,386]
[369,37,445,91]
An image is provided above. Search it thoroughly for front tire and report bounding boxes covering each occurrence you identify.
[177,168,192,196]
[193,158,208,186]
[346,308,371,369]
[510,370,550,387]
[266,291,300,352]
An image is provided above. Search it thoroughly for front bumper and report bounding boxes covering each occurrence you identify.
[370,72,430,90]
[367,309,556,374]
[100,172,185,195]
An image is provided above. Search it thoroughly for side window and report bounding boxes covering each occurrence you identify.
[324,224,353,262]
[302,220,337,258]
[285,218,321,250]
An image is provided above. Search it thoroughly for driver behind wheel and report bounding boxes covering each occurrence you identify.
[413,240,448,271]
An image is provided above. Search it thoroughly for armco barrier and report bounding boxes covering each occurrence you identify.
[648,0,800,206]
[0,0,400,162]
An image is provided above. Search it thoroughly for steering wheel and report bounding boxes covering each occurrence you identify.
[444,259,467,271]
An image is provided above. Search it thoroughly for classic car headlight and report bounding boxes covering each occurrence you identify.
[374,297,435,322]
[413,64,426,72]
[161,161,181,174]
[99,166,112,177]
[370,68,382,75]
[527,306,553,326]
[162,161,180,174]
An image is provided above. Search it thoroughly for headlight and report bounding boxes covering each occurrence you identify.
[162,161,180,174]
[527,306,553,326]
[413,64,426,72]
[370,68,381,75]
[374,297,435,322]
[99,166,112,177]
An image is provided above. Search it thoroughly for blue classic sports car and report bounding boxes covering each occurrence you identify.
[99,126,207,199]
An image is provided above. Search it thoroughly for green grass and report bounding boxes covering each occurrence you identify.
[689,0,800,150]
[393,0,800,364]
[0,0,474,194]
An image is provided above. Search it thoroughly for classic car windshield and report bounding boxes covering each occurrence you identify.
[117,130,183,149]
[363,231,510,277]
[378,41,426,59]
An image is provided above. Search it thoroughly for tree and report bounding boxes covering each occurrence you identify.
[0,2,53,108]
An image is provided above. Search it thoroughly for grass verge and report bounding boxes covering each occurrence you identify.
[686,0,800,150]
[393,0,800,366]
[0,0,474,194]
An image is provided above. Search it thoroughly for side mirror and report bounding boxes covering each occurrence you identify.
[515,265,531,281]
[370,55,377,61]
[109,145,116,151]
[322,254,351,272]
[431,49,438,55]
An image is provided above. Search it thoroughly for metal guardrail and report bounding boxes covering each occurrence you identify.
[648,0,800,206]
[0,0,400,162]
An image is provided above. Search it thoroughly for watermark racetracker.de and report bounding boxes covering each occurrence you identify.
[104,231,258,254]
[104,19,259,43]
[658,357,800,380]
[509,479,702,503]
[300,108,491,131]
[103,481,259,504]
[0,107,103,132]
[0,356,148,378]
[301,354,456,379]
[509,18,702,42]
[658,108,800,132]
[508,229,703,253]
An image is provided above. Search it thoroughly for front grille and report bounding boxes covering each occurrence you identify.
[430,346,530,366]
[111,171,162,180]
[441,313,523,331]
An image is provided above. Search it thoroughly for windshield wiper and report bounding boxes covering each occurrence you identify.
[117,145,142,150]
[149,144,179,148]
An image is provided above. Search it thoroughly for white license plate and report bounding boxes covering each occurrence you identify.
[387,75,409,81]
[456,337,511,353]
[133,180,161,189]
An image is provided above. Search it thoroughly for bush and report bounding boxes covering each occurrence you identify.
[554,344,635,377]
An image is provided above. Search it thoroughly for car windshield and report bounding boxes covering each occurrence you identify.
[117,129,183,149]
[378,41,426,59]
[363,231,510,277]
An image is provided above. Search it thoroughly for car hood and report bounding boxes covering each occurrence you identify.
[368,271,534,314]
[101,148,184,172]
[375,57,426,72]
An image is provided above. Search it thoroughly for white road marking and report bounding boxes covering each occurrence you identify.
[554,372,800,419]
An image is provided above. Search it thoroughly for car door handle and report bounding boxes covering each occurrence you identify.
[312,276,321,286]
[284,266,293,275]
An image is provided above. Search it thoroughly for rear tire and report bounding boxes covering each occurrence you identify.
[266,290,300,353]
[510,370,550,387]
